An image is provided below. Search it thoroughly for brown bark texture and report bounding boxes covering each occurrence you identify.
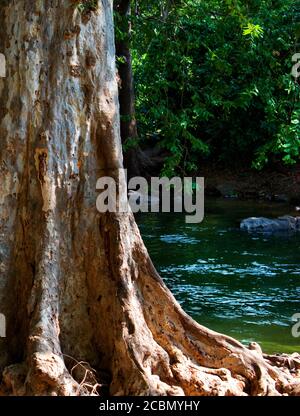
[0,0,299,396]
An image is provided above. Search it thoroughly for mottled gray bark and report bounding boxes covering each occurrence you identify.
[0,0,299,396]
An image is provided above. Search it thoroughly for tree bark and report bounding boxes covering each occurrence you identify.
[0,0,299,396]
[114,0,137,143]
[114,0,154,178]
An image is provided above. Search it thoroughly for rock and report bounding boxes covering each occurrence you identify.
[240,215,300,233]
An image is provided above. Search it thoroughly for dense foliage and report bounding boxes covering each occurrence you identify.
[120,0,300,175]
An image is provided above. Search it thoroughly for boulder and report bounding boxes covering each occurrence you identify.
[240,215,300,233]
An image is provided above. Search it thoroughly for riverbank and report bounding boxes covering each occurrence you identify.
[200,163,300,204]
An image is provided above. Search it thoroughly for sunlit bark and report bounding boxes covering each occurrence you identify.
[0,0,299,396]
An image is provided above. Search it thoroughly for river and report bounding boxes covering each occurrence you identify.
[137,198,300,354]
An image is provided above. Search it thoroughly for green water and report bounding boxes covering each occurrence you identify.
[136,199,300,354]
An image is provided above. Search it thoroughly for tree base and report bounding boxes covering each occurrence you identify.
[0,0,299,398]
[0,214,299,397]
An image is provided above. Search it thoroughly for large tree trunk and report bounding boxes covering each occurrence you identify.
[0,0,299,396]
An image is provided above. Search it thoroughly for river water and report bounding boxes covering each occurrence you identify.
[137,199,300,354]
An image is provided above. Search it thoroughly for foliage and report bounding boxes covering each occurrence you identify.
[76,0,98,13]
[123,0,300,174]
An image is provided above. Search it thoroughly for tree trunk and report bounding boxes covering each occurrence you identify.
[0,0,299,396]
[115,0,137,145]
[114,0,153,178]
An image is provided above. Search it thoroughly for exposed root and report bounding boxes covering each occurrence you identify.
[1,210,299,397]
[63,354,106,396]
[0,0,298,398]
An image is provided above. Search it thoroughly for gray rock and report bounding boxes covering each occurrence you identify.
[240,215,300,233]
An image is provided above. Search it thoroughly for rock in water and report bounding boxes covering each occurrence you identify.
[240,215,300,233]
